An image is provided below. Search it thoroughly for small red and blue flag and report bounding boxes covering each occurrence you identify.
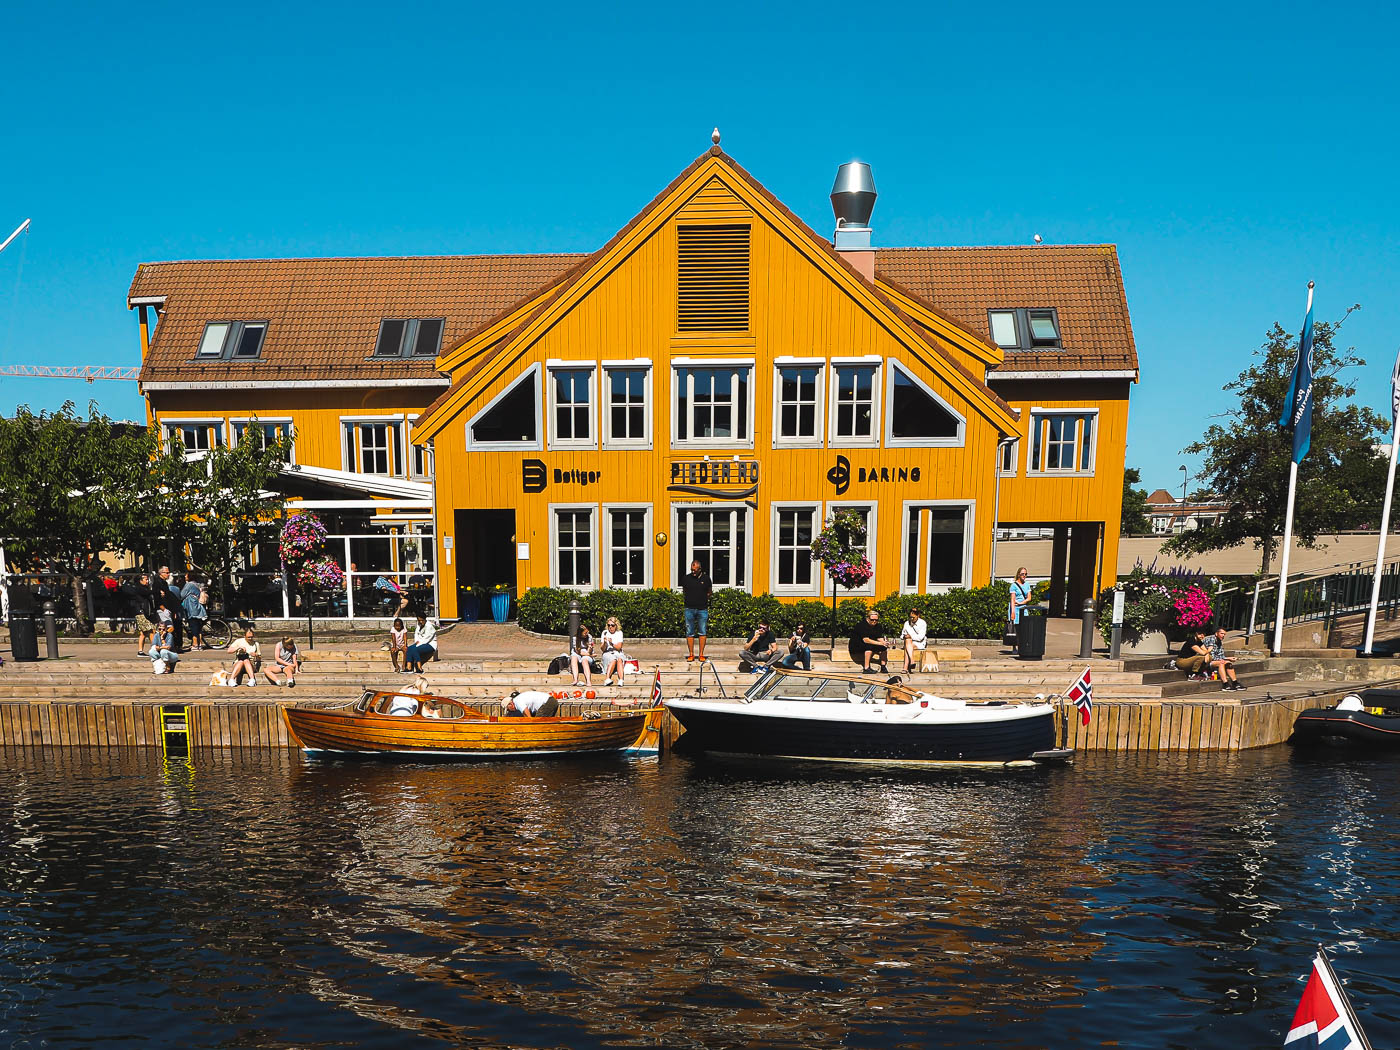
[1064,667,1092,725]
[650,670,663,706]
[1284,951,1371,1050]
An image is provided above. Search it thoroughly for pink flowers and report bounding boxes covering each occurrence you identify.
[295,556,344,591]
[279,513,327,564]
[1171,584,1213,628]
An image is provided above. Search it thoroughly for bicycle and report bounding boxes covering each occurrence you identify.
[199,607,254,649]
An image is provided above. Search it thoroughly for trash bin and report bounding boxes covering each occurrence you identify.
[9,614,39,661]
[1016,609,1047,661]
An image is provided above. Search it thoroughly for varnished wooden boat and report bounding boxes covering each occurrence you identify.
[283,689,665,759]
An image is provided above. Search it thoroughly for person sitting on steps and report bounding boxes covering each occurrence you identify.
[848,611,891,674]
[1174,630,1211,680]
[1206,627,1242,690]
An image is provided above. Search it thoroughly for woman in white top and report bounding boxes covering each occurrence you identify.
[599,617,627,686]
[900,609,928,674]
[405,614,438,674]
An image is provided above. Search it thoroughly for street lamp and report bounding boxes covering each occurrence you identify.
[1179,465,1189,503]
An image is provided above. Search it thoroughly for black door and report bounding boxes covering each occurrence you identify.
[455,510,517,611]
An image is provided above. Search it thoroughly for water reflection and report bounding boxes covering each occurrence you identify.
[0,748,1397,1048]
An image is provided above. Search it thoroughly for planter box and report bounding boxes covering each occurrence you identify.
[1123,628,1169,656]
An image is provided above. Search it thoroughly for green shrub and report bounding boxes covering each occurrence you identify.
[789,599,835,638]
[517,587,578,634]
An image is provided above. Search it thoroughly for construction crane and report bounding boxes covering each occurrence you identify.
[1,220,140,383]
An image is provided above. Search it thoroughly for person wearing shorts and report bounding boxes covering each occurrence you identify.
[681,560,713,663]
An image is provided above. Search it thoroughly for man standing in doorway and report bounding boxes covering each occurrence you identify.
[681,559,713,663]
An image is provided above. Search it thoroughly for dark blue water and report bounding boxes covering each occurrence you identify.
[0,747,1396,1049]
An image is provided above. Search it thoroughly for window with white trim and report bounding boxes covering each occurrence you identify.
[163,421,225,453]
[827,502,877,596]
[902,504,971,592]
[412,438,433,479]
[195,321,267,360]
[548,366,594,446]
[466,366,541,449]
[775,365,822,443]
[553,507,595,589]
[231,419,294,463]
[606,507,650,588]
[832,364,878,442]
[998,438,1019,476]
[1029,411,1096,473]
[604,367,650,445]
[886,361,963,445]
[675,507,748,589]
[771,505,818,594]
[342,420,404,476]
[674,365,751,444]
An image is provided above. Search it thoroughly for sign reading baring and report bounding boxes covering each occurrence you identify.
[667,459,759,499]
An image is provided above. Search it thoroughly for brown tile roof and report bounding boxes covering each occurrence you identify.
[874,245,1138,375]
[129,254,584,385]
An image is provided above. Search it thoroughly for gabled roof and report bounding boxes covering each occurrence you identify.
[875,245,1138,376]
[129,255,583,386]
[415,148,1021,440]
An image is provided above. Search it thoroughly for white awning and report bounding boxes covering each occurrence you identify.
[279,463,433,500]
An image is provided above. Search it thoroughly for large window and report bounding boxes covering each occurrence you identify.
[552,507,596,589]
[467,366,541,449]
[831,363,878,443]
[886,361,963,446]
[987,308,1061,351]
[1029,411,1096,473]
[675,507,749,590]
[902,504,972,593]
[674,365,752,445]
[163,421,224,453]
[604,366,650,446]
[605,506,651,588]
[774,363,822,444]
[195,321,267,361]
[231,419,294,463]
[771,504,818,595]
[373,318,445,358]
[342,420,404,476]
[549,366,594,447]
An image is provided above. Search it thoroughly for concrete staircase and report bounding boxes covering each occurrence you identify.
[0,648,1300,704]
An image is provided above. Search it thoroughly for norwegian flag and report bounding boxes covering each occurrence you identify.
[1284,951,1372,1050]
[650,670,663,706]
[1065,667,1093,726]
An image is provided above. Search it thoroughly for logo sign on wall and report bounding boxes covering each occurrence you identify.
[521,459,603,494]
[667,459,759,500]
[827,455,921,496]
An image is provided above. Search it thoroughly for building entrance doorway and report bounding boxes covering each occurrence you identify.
[454,510,517,616]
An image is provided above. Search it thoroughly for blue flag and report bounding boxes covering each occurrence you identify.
[1279,290,1315,464]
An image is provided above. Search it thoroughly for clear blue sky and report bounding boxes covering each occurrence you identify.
[2,0,1395,494]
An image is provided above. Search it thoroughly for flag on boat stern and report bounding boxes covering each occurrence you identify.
[1065,668,1092,725]
[1278,288,1316,464]
[1283,951,1372,1050]
[651,670,663,705]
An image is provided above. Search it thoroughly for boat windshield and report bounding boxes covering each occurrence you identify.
[747,672,884,704]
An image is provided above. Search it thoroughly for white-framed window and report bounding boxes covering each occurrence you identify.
[465,364,542,450]
[884,360,964,447]
[673,505,750,591]
[1151,515,1171,534]
[998,438,1019,476]
[672,362,753,447]
[230,418,294,463]
[547,364,595,449]
[603,363,652,447]
[900,502,974,594]
[195,321,267,360]
[830,361,880,445]
[773,360,824,446]
[550,504,597,590]
[1028,409,1098,474]
[603,504,652,589]
[341,418,405,476]
[770,503,819,596]
[823,500,878,597]
[162,419,225,454]
[412,437,434,480]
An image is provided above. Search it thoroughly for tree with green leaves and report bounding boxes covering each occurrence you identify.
[1121,467,1151,535]
[1164,310,1387,574]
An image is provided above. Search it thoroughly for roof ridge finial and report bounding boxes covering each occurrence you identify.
[711,127,721,146]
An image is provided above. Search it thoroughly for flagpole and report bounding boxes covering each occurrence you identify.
[1317,948,1375,1050]
[1272,282,1314,657]
[1363,420,1399,654]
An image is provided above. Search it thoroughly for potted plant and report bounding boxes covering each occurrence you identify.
[489,583,512,624]
[1098,565,1215,655]
[459,583,482,623]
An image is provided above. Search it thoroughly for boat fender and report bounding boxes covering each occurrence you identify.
[1338,694,1365,712]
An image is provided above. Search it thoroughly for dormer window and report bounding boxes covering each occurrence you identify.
[373,318,445,358]
[987,308,1061,351]
[196,321,267,360]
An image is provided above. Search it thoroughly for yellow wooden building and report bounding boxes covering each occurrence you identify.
[130,146,1137,621]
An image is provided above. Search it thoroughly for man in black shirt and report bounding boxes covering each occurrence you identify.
[680,560,713,663]
[1175,630,1209,679]
[739,620,780,673]
[848,610,891,673]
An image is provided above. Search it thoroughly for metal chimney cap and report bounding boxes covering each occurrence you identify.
[830,161,877,229]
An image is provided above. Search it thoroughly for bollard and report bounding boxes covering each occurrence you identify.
[42,600,60,660]
[567,599,582,648]
[1079,598,1096,659]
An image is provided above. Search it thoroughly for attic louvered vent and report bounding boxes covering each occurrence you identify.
[677,225,750,332]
